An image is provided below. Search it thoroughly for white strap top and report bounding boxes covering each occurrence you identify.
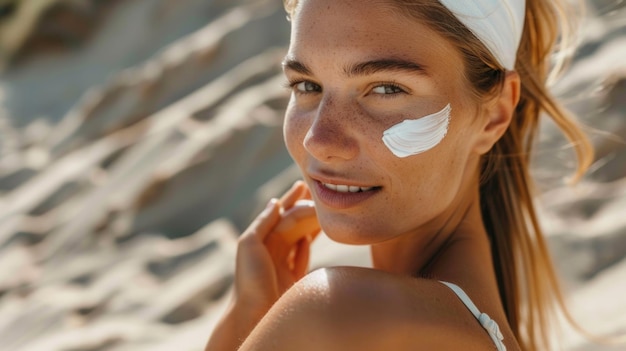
[440,281,507,351]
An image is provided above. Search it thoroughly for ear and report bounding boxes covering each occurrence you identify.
[473,71,521,155]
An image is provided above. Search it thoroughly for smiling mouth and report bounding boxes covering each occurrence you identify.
[320,182,380,193]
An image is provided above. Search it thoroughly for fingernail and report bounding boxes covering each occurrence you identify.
[294,199,315,207]
[263,198,277,213]
[291,180,303,189]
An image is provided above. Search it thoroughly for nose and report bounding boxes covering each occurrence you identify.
[303,95,359,162]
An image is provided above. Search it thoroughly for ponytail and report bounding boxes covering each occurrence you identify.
[481,0,593,349]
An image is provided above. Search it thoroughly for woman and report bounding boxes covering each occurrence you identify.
[206,0,593,350]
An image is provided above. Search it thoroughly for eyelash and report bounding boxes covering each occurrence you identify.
[283,79,408,98]
[370,82,407,98]
[284,79,321,95]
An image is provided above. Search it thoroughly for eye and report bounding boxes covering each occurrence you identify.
[371,83,405,95]
[293,81,321,93]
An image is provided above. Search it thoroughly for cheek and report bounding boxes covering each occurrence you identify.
[283,106,308,161]
[388,124,472,210]
[383,159,457,231]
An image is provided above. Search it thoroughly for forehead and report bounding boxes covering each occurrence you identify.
[288,0,463,76]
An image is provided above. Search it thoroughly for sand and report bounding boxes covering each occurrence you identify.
[0,0,623,350]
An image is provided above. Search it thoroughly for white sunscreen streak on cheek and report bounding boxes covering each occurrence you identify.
[382,103,451,158]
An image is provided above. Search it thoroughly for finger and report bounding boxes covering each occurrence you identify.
[281,199,316,218]
[279,181,306,212]
[276,263,295,295]
[294,199,314,207]
[263,200,319,278]
[301,183,313,200]
[265,232,291,264]
[274,204,319,246]
[292,236,312,279]
[265,218,319,277]
[240,198,281,242]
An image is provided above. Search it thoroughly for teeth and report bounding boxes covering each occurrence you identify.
[323,183,374,193]
[324,183,337,191]
[336,185,349,193]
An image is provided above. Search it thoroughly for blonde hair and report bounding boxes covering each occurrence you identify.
[284,0,594,350]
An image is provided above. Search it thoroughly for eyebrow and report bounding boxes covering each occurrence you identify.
[282,58,427,77]
[345,59,427,77]
[282,59,313,75]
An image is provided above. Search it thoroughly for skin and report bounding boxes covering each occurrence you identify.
[206,0,522,350]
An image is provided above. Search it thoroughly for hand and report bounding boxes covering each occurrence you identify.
[205,181,320,351]
[234,181,320,316]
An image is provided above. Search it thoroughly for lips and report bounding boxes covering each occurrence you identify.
[309,175,381,209]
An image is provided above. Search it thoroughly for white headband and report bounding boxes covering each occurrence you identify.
[439,0,526,70]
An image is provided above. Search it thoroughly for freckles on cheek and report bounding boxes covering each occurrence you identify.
[284,112,308,151]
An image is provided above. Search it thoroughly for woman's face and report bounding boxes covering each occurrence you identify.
[283,0,486,244]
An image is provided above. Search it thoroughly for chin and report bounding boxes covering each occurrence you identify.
[319,218,388,246]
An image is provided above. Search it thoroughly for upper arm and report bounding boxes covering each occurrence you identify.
[238,267,500,351]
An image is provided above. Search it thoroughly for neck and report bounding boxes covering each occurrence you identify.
[370,175,484,276]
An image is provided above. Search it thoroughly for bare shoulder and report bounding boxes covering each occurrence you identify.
[239,266,515,351]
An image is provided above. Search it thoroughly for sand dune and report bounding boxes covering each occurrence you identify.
[0,0,624,350]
